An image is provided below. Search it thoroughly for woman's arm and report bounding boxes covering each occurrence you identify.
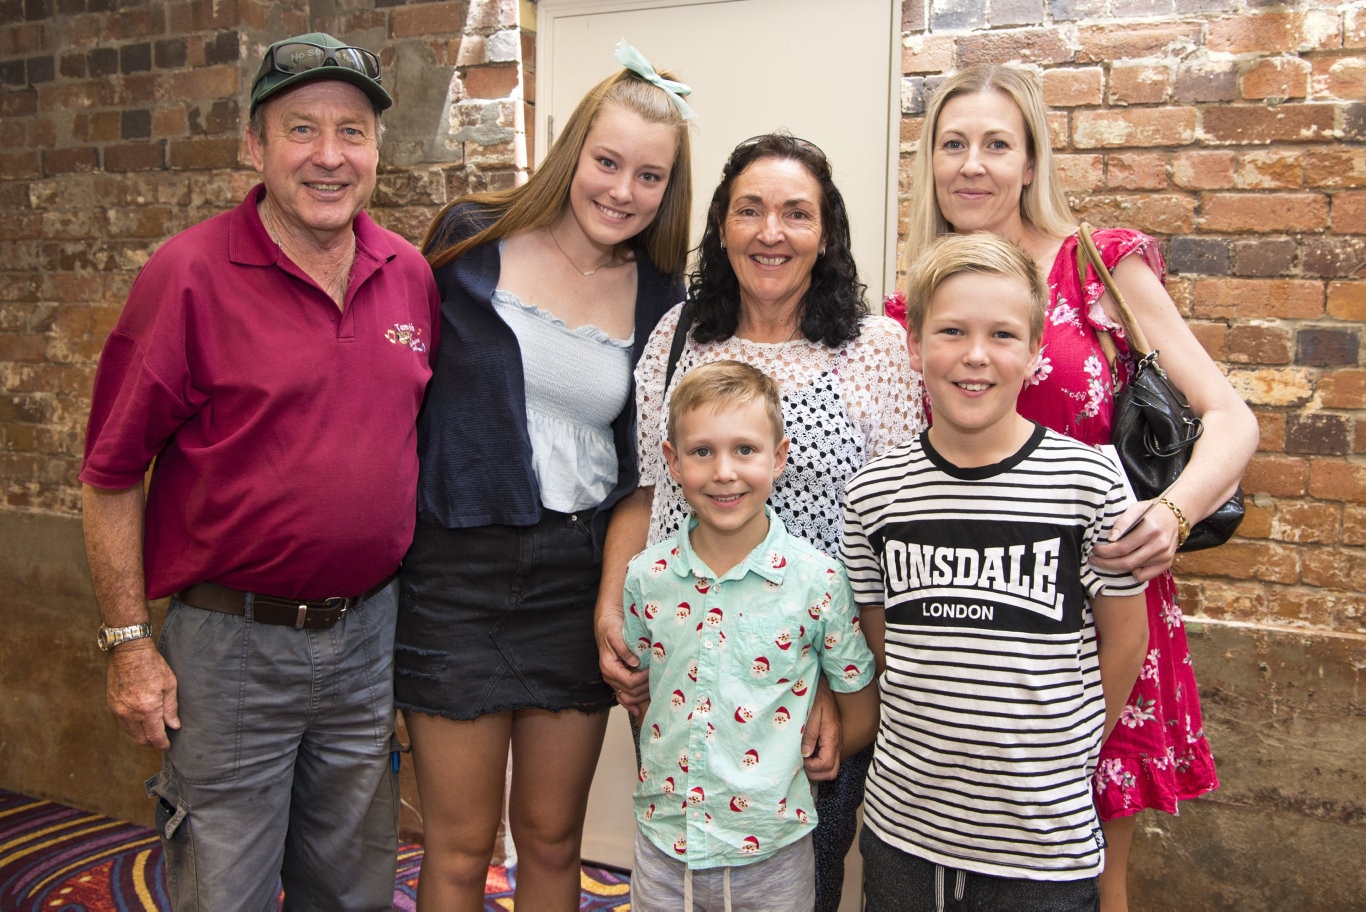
[600,307,680,710]
[859,316,927,460]
[1091,255,1260,580]
[595,485,654,712]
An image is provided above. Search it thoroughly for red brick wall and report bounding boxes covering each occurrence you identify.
[900,1,1366,637]
[0,0,528,514]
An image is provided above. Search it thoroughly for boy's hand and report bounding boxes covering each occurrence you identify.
[802,681,843,781]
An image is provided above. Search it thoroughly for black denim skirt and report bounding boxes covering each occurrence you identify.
[395,509,616,720]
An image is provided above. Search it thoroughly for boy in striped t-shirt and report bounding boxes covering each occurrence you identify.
[841,233,1149,911]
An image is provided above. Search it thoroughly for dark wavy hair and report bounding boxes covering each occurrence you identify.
[688,133,868,348]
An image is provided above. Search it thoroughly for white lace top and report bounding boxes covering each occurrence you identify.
[636,305,926,555]
[493,289,633,513]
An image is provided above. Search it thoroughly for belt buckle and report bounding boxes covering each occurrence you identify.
[326,596,351,626]
[293,596,349,629]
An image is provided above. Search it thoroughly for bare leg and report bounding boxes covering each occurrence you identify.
[407,711,514,912]
[507,708,611,911]
[1099,813,1138,912]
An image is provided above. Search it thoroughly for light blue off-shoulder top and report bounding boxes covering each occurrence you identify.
[491,288,633,513]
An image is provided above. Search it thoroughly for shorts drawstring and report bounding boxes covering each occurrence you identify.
[681,863,733,911]
[932,862,966,911]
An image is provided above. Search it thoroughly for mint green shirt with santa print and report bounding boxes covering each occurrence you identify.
[623,509,875,870]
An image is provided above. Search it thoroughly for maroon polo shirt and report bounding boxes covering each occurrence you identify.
[81,184,439,600]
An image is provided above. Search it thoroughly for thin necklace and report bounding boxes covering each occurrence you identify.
[549,226,619,277]
[261,201,354,299]
[261,202,284,249]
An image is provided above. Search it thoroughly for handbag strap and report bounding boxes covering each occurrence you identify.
[1074,223,1153,368]
[663,299,694,393]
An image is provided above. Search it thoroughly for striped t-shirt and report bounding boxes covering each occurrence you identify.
[840,424,1145,880]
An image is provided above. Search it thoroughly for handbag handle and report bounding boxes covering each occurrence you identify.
[1074,223,1153,371]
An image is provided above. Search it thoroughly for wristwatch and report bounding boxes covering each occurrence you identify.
[97,622,152,652]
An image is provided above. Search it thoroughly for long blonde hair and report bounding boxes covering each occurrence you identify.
[424,68,693,276]
[900,64,1074,275]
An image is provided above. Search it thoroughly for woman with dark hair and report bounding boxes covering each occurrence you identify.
[397,43,695,911]
[596,133,925,911]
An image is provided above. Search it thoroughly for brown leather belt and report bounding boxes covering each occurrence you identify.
[175,574,396,630]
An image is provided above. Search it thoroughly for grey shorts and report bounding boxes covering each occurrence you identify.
[631,828,815,912]
[147,583,399,912]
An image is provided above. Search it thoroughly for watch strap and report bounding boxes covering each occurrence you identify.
[98,622,153,652]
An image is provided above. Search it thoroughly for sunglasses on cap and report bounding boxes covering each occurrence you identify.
[256,41,381,82]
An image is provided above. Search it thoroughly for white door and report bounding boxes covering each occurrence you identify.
[535,0,901,295]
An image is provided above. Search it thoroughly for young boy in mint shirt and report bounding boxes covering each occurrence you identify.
[623,359,878,912]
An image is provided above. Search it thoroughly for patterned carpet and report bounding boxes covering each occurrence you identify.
[0,788,631,911]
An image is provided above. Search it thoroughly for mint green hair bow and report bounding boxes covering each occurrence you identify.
[614,38,697,120]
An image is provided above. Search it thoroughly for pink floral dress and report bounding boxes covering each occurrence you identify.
[1020,227,1219,820]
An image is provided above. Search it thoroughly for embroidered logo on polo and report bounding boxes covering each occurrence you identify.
[385,323,426,352]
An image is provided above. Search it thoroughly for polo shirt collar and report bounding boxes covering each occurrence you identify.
[672,507,793,585]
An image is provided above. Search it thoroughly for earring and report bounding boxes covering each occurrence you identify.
[818,248,826,257]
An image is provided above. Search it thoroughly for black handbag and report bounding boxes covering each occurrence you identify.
[1076,223,1244,552]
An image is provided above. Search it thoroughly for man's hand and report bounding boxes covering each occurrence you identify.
[106,638,180,750]
[802,681,843,781]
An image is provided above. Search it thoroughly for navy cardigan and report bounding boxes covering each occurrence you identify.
[414,204,682,553]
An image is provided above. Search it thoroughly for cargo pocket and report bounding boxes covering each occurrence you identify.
[146,768,188,839]
[146,768,192,900]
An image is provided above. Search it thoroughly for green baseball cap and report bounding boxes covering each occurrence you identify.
[250,32,393,115]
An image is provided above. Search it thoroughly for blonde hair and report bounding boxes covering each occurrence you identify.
[900,64,1074,274]
[667,361,785,444]
[903,233,1047,344]
[424,68,693,276]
